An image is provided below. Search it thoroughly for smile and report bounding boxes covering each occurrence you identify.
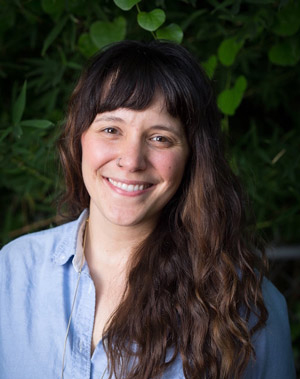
[107,178,152,192]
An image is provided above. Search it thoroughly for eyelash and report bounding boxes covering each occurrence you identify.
[151,136,171,144]
[101,128,173,146]
[103,127,118,134]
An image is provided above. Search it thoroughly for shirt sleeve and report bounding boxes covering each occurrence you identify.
[243,278,296,379]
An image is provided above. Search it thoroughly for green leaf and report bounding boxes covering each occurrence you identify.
[156,23,183,43]
[42,16,68,56]
[20,119,54,129]
[0,3,15,35]
[78,33,99,58]
[41,0,64,16]
[272,1,300,37]
[113,0,141,11]
[268,39,300,66]
[90,17,126,50]
[0,128,11,143]
[137,9,166,32]
[12,124,23,138]
[218,38,244,66]
[202,55,217,79]
[12,81,27,127]
[66,61,83,70]
[180,9,207,31]
[234,75,247,93]
[217,76,247,116]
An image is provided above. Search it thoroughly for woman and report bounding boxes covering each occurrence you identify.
[0,40,295,379]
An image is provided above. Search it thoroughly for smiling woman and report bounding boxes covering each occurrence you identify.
[81,98,189,229]
[0,41,296,379]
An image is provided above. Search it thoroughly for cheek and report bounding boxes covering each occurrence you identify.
[81,133,114,171]
[155,152,187,185]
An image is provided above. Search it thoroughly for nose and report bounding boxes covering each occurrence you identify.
[118,138,147,172]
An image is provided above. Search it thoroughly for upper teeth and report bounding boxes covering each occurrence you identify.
[108,178,149,192]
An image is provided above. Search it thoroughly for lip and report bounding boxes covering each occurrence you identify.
[104,176,154,196]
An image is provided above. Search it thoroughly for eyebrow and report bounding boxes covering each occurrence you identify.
[95,115,125,123]
[148,125,183,138]
[94,116,183,137]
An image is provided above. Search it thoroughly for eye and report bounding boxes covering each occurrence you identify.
[103,127,117,134]
[150,135,173,146]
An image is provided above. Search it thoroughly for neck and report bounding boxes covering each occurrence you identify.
[84,205,155,270]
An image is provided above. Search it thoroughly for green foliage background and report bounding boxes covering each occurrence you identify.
[0,0,299,370]
[1,0,299,243]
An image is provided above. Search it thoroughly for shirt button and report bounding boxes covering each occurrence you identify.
[79,339,84,352]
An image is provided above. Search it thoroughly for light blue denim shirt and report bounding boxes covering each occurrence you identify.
[0,210,296,379]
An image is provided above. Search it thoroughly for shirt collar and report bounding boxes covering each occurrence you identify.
[52,209,89,272]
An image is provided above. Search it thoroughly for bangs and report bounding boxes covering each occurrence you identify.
[82,41,198,127]
[97,58,158,112]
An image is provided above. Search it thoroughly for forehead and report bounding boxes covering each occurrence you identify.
[94,66,182,121]
[94,96,183,130]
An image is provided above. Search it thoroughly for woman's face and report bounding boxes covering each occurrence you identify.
[81,95,189,230]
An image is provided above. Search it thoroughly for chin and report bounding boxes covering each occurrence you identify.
[110,218,144,227]
[107,212,155,228]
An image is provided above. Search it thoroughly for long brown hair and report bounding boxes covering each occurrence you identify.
[58,40,268,379]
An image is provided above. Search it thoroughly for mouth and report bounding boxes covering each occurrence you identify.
[106,178,153,192]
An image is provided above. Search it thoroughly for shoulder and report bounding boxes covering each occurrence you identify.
[260,278,293,348]
[244,277,296,379]
[1,220,72,253]
[0,210,87,268]
[261,277,289,328]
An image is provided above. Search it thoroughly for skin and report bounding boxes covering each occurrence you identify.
[81,96,189,233]
[80,95,189,351]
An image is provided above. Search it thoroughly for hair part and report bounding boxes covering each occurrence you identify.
[58,40,268,379]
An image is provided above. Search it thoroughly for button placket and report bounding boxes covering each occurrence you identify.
[70,272,96,379]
